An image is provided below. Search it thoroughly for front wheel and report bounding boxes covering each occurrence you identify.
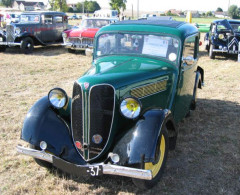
[209,44,215,59]
[20,37,34,54]
[0,46,7,52]
[132,128,169,189]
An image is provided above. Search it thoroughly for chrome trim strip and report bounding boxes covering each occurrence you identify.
[213,49,228,53]
[17,145,152,180]
[88,84,116,161]
[17,145,53,163]
[0,42,21,46]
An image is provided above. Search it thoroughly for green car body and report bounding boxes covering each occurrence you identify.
[18,20,204,189]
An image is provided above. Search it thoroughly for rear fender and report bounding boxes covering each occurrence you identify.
[21,96,85,164]
[113,109,173,165]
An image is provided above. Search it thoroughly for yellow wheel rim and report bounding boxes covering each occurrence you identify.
[144,135,165,178]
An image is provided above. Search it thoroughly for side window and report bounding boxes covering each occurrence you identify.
[183,35,199,61]
[44,15,53,24]
[54,15,63,23]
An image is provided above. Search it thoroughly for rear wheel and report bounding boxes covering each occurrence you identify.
[30,144,53,169]
[0,46,6,52]
[132,128,169,189]
[20,37,34,54]
[209,44,215,59]
[68,48,76,53]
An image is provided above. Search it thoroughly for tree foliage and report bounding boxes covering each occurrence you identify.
[228,5,238,19]
[1,0,14,7]
[109,0,127,13]
[49,0,68,12]
[216,7,223,12]
[76,1,100,13]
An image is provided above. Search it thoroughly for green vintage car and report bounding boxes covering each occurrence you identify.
[17,20,204,189]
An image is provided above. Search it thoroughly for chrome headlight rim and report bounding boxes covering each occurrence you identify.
[48,88,68,109]
[62,32,67,38]
[218,34,225,40]
[15,27,21,35]
[120,97,142,119]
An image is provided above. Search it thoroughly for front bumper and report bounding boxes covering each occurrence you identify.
[62,42,93,51]
[17,145,152,180]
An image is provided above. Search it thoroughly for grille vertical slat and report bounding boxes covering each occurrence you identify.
[72,82,84,156]
[89,85,114,159]
[6,25,15,43]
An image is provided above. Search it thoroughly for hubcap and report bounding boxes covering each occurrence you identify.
[27,43,31,48]
[144,135,165,178]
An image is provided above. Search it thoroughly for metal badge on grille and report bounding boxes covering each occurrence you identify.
[75,141,82,149]
[92,134,103,144]
[84,82,89,89]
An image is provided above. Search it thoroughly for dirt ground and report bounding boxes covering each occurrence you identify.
[0,39,239,194]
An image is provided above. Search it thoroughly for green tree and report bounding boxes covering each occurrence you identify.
[206,11,213,17]
[51,0,68,12]
[86,1,100,13]
[216,7,223,12]
[109,0,127,13]
[228,5,238,19]
[1,0,14,7]
[76,2,83,12]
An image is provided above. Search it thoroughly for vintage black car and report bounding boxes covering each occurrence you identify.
[0,11,68,54]
[17,20,204,189]
[204,19,240,59]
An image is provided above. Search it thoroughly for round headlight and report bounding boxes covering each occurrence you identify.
[218,34,224,39]
[15,27,21,35]
[120,98,141,119]
[48,88,68,109]
[62,32,67,38]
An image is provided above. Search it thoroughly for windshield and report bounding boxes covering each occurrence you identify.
[20,14,40,23]
[96,33,179,63]
[230,22,240,32]
[82,19,111,28]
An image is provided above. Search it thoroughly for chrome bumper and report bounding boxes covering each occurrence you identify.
[0,42,21,46]
[62,42,93,50]
[17,145,152,180]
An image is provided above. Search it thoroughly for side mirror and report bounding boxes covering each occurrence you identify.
[182,56,196,65]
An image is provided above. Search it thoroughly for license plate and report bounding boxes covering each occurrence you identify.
[0,37,2,42]
[86,165,103,176]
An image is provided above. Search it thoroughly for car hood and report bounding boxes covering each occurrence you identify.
[68,27,99,38]
[77,56,178,90]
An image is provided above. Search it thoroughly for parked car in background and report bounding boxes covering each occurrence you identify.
[204,19,240,59]
[17,20,204,189]
[0,11,68,54]
[68,14,80,20]
[62,17,118,54]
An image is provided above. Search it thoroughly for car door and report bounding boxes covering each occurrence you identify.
[53,15,64,42]
[173,34,199,122]
[40,14,55,43]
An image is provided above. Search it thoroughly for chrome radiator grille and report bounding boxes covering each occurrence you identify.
[71,82,115,161]
[6,25,15,43]
[68,37,94,46]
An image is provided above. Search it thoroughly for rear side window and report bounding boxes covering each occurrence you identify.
[54,15,63,23]
[44,15,53,24]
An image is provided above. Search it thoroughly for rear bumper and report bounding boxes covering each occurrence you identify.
[17,145,152,180]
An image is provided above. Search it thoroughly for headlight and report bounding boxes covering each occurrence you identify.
[120,98,141,119]
[48,88,68,109]
[218,34,224,39]
[15,27,21,35]
[62,32,67,38]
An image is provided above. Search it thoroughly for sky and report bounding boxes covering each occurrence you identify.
[96,0,240,12]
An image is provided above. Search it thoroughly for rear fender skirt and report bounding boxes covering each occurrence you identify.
[21,96,85,164]
[113,109,173,165]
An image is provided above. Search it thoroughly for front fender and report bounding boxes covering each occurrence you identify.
[113,109,171,165]
[21,96,85,164]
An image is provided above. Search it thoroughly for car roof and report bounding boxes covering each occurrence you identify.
[212,19,240,24]
[22,11,66,15]
[97,20,199,40]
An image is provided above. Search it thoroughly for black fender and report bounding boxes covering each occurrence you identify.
[113,109,175,165]
[15,32,44,46]
[21,96,85,164]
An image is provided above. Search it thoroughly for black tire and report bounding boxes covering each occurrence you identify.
[132,128,169,189]
[30,144,53,169]
[20,37,34,54]
[68,48,76,53]
[0,46,6,52]
[209,44,215,59]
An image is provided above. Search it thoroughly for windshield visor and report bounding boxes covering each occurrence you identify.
[20,15,40,23]
[96,33,180,63]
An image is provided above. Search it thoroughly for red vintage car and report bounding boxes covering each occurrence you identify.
[62,17,118,54]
